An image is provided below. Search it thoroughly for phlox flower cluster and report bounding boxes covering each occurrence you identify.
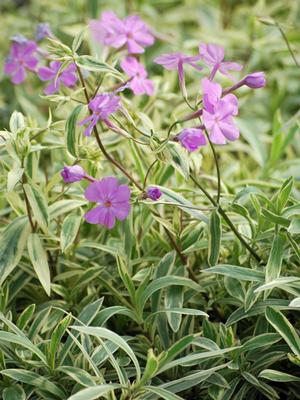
[4,11,265,229]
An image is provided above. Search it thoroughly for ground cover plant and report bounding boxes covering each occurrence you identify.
[0,0,300,399]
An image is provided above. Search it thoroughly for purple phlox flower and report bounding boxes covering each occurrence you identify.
[4,40,38,84]
[11,34,28,44]
[38,61,78,95]
[199,43,243,80]
[121,56,154,96]
[177,128,206,152]
[84,177,131,228]
[78,93,121,137]
[202,78,239,145]
[36,23,53,41]
[90,11,154,54]
[243,71,266,88]
[146,186,162,201]
[61,165,86,183]
[154,52,202,97]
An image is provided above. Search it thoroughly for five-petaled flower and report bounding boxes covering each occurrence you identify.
[90,11,154,54]
[202,78,239,144]
[84,177,131,228]
[199,43,243,80]
[177,128,207,152]
[121,56,154,96]
[79,93,121,137]
[38,61,78,95]
[154,52,202,97]
[4,39,39,84]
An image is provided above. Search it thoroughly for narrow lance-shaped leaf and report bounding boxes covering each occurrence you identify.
[27,233,51,296]
[24,183,49,233]
[266,233,285,282]
[60,213,81,252]
[65,104,83,158]
[0,217,30,285]
[208,210,222,266]
[265,306,300,356]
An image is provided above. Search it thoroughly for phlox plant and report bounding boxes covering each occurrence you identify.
[0,2,300,400]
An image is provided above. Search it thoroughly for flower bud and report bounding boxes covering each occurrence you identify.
[243,72,266,89]
[177,128,206,152]
[35,23,53,41]
[61,165,86,183]
[146,186,162,201]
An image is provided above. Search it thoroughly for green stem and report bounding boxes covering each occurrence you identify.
[190,174,262,263]
[277,23,300,68]
[205,131,221,204]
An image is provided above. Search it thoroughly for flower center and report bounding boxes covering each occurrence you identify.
[104,200,112,208]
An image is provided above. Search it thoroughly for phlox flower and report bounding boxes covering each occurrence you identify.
[177,128,206,152]
[202,78,239,144]
[154,52,202,97]
[78,93,121,137]
[84,177,131,228]
[121,56,154,96]
[4,40,39,84]
[243,72,266,88]
[90,11,154,54]
[199,43,242,80]
[38,61,78,94]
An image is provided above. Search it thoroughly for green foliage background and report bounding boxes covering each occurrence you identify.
[0,0,300,399]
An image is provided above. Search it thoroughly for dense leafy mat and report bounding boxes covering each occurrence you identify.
[0,1,300,399]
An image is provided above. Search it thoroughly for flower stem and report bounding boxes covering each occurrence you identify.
[205,131,221,204]
[75,62,187,264]
[190,174,262,263]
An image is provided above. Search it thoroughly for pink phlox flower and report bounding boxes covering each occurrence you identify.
[78,93,121,137]
[38,61,77,94]
[154,52,202,97]
[199,43,242,80]
[90,11,154,54]
[177,128,206,152]
[121,56,154,96]
[4,40,38,84]
[84,177,131,228]
[202,78,239,145]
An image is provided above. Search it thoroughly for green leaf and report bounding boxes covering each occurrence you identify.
[16,304,36,330]
[288,218,300,235]
[145,386,184,400]
[75,56,123,79]
[254,277,300,293]
[0,217,30,285]
[24,183,49,233]
[157,186,208,223]
[0,332,47,364]
[289,297,300,307]
[259,369,300,382]
[135,349,160,389]
[57,366,96,387]
[72,28,85,52]
[203,265,265,282]
[65,104,83,157]
[68,385,120,400]
[266,233,285,282]
[265,307,300,355]
[49,315,72,368]
[261,208,290,228]
[1,369,65,399]
[3,385,26,400]
[27,233,51,296]
[276,177,293,213]
[70,326,141,380]
[208,210,222,266]
[7,167,24,192]
[242,333,281,352]
[167,142,190,180]
[139,276,202,313]
[60,213,81,252]
[9,111,25,133]
[49,199,87,219]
